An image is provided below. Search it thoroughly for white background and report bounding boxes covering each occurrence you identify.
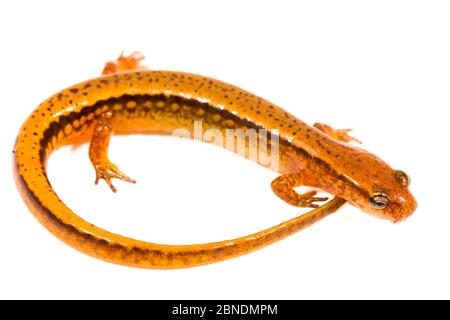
[0,0,449,299]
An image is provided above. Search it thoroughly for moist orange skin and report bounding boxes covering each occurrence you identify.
[13,62,416,268]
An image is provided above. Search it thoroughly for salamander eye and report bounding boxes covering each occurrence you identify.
[370,194,390,210]
[394,170,410,187]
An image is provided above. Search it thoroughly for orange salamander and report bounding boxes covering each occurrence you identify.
[13,52,417,269]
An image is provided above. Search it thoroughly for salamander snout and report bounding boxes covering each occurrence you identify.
[385,191,417,223]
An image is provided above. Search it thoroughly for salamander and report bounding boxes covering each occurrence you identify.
[13,52,417,268]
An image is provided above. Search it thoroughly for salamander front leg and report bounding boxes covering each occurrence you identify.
[314,123,362,144]
[89,112,136,193]
[271,173,328,209]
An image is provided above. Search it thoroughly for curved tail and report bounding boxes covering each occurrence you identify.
[13,148,345,268]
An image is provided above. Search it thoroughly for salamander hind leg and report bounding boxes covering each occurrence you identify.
[89,112,136,193]
[313,123,362,144]
[271,173,328,209]
[102,51,148,75]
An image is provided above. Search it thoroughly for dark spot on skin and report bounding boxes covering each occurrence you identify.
[69,88,79,94]
[306,134,310,139]
[98,239,109,246]
[83,233,94,241]
[84,84,92,89]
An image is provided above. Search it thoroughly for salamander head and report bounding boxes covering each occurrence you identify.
[339,152,417,223]
[365,170,417,223]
